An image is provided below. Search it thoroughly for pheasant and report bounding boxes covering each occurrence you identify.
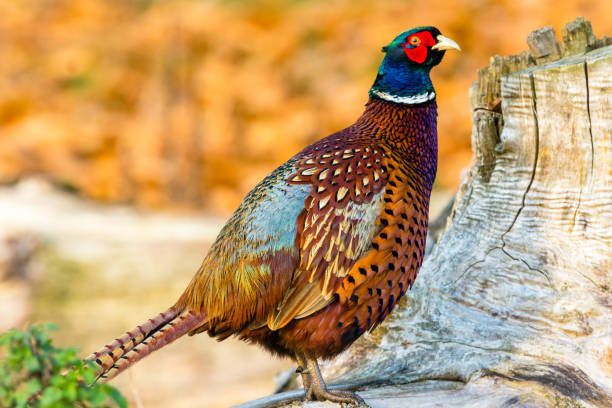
[88,26,460,407]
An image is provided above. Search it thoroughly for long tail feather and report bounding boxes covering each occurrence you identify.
[87,307,206,381]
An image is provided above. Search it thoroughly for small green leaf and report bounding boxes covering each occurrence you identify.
[40,387,62,406]
[64,381,78,401]
[44,323,58,332]
[108,387,128,408]
[89,386,107,405]
[24,378,42,396]
[14,390,28,408]
[81,366,96,384]
[24,356,41,372]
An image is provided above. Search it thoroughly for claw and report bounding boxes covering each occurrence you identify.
[304,356,370,407]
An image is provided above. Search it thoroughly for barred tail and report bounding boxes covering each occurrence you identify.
[87,307,206,382]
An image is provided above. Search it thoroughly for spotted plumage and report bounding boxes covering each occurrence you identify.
[88,26,460,407]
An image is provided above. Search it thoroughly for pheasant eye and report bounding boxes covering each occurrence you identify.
[409,36,421,46]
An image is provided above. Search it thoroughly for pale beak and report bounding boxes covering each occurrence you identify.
[431,35,461,51]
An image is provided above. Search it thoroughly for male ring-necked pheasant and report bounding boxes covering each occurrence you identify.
[89,26,459,407]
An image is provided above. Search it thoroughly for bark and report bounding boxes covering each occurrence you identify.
[240,17,612,408]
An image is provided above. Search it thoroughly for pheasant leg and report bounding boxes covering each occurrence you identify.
[305,356,369,407]
[295,352,313,400]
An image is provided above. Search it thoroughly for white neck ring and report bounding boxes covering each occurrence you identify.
[371,89,436,104]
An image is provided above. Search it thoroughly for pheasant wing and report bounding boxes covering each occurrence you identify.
[267,134,389,329]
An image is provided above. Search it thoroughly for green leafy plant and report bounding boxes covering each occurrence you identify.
[0,324,126,408]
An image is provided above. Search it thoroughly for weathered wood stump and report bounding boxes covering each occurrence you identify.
[238,17,612,408]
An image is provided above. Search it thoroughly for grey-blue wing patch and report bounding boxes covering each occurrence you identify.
[211,158,311,258]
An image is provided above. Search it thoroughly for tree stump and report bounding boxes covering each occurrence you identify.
[238,17,612,408]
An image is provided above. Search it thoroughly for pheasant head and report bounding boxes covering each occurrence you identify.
[370,27,460,104]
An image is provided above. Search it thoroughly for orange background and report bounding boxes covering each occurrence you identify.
[1,0,610,214]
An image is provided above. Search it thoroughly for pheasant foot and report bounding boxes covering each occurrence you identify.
[305,356,369,407]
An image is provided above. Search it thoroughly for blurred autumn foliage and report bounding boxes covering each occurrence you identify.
[1,0,610,213]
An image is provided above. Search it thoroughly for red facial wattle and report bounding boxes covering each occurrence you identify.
[404,31,436,64]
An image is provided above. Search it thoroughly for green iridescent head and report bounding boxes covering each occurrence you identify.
[370,27,460,104]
